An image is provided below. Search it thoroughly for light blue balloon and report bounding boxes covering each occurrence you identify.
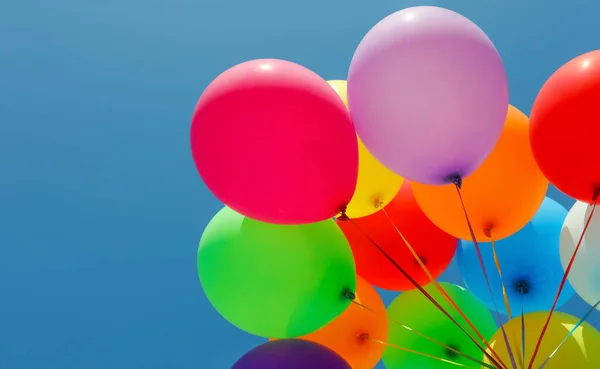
[457,197,574,315]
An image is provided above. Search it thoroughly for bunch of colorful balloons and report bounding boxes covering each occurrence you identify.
[190,5,600,369]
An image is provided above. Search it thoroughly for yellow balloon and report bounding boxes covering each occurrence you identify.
[328,80,403,218]
[484,311,600,369]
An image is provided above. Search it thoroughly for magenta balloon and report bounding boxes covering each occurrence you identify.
[347,6,508,185]
[191,59,359,224]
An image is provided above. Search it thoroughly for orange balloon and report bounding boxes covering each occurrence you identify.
[301,277,388,369]
[411,105,548,241]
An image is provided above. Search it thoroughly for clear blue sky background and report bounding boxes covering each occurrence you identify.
[1,0,599,368]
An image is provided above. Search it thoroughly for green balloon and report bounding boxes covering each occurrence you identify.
[198,207,356,339]
[383,282,496,368]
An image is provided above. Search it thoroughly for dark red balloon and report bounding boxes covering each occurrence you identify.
[337,182,457,291]
[530,50,600,203]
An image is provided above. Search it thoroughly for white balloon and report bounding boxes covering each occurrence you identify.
[560,201,600,310]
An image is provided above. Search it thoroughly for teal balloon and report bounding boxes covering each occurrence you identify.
[198,207,357,339]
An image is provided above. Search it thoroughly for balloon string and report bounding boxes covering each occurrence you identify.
[511,332,524,369]
[521,293,526,368]
[489,234,513,320]
[453,180,518,369]
[367,337,478,369]
[380,207,506,367]
[527,196,598,368]
[338,213,505,369]
[490,233,524,368]
[491,231,526,369]
[537,297,600,369]
[349,300,498,369]
[507,294,525,368]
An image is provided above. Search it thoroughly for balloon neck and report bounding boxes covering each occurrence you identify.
[413,255,428,266]
[446,174,463,189]
[515,280,530,295]
[445,345,459,358]
[373,198,384,209]
[342,288,356,301]
[357,333,370,342]
[483,228,492,238]
[337,206,349,221]
[593,188,600,202]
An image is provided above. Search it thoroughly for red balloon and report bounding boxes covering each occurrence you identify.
[337,182,457,291]
[530,50,600,203]
[191,59,358,225]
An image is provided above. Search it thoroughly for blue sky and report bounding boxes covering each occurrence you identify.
[1,0,599,368]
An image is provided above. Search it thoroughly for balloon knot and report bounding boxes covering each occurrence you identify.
[516,280,530,295]
[446,174,462,189]
[373,198,384,209]
[338,206,349,221]
[414,255,428,266]
[593,188,600,203]
[483,228,492,238]
[358,333,370,342]
[445,345,459,358]
[342,288,356,301]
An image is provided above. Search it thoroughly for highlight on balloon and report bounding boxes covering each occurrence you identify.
[189,5,600,369]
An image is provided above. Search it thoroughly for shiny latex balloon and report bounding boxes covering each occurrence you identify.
[457,197,574,315]
[198,207,356,338]
[530,50,600,203]
[484,311,600,369]
[327,80,403,219]
[191,59,358,225]
[337,182,457,291]
[383,282,497,369]
[412,105,548,241]
[561,201,600,310]
[232,339,351,369]
[300,277,388,369]
[348,6,508,185]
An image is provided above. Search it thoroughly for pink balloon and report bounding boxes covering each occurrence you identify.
[191,59,358,224]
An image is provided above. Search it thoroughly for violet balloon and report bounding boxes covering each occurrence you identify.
[232,339,351,369]
[348,6,508,185]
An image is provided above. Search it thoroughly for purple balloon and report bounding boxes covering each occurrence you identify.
[232,339,351,369]
[348,6,508,185]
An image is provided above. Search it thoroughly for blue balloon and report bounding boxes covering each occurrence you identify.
[457,197,574,315]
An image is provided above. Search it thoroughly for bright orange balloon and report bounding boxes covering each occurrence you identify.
[301,277,387,369]
[411,105,548,241]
